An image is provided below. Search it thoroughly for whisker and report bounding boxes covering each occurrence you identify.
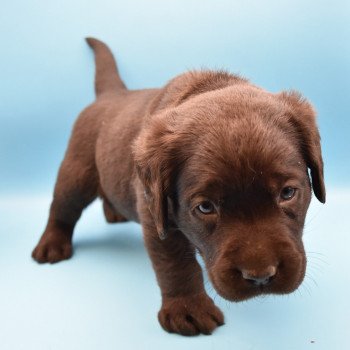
[305,273,318,288]
[296,286,303,298]
[307,260,326,270]
[306,255,329,266]
[305,206,324,227]
[300,280,312,296]
[307,265,324,274]
[306,251,327,257]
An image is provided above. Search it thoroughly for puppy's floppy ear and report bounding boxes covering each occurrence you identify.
[133,112,181,239]
[278,91,326,203]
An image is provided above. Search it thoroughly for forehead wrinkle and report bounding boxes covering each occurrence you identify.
[271,168,306,181]
[179,172,224,203]
[197,119,301,177]
[179,149,305,204]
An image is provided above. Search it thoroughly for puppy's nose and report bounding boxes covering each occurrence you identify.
[241,266,277,286]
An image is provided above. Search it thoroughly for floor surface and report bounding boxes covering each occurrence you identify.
[0,189,349,350]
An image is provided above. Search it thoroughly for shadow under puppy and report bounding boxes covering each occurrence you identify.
[32,38,325,336]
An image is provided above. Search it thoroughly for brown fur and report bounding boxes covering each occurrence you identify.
[32,38,325,336]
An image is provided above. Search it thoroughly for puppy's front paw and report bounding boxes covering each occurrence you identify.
[158,293,224,336]
[32,233,72,264]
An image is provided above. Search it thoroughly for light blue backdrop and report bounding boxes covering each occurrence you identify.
[0,0,349,194]
[1,1,349,350]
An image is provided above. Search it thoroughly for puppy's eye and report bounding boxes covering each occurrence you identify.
[197,201,215,214]
[280,187,296,200]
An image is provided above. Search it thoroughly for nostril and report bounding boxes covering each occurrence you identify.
[241,266,277,286]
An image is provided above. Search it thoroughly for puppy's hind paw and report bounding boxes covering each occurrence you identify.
[158,293,224,336]
[32,235,72,264]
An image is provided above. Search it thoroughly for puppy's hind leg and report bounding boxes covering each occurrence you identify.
[32,155,98,263]
[32,115,100,264]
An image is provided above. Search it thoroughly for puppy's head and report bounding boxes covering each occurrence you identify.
[134,72,325,301]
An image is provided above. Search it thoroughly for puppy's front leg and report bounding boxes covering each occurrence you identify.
[143,227,224,336]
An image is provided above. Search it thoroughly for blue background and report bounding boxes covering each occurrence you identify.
[1,1,349,349]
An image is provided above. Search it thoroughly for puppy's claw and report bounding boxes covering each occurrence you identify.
[158,293,224,336]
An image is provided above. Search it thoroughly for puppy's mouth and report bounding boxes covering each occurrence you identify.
[206,253,306,302]
[209,270,304,302]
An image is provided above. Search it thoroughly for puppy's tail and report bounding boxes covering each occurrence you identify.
[86,37,127,96]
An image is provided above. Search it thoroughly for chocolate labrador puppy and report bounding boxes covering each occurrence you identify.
[32,38,325,336]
